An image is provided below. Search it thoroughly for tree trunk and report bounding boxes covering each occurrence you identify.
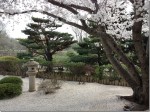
[45,52,53,72]
[95,31,149,107]
[131,0,149,106]
[105,35,142,86]
[45,52,52,61]
[99,36,138,89]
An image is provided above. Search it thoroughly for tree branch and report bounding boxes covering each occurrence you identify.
[69,4,94,14]
[48,0,78,14]
[0,10,88,31]
[48,0,99,14]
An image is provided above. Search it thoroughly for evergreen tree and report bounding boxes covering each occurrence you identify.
[20,17,76,61]
[70,37,109,66]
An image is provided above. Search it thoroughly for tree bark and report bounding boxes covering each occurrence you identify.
[45,52,53,72]
[98,35,138,89]
[105,35,142,86]
[101,34,149,107]
[131,0,149,105]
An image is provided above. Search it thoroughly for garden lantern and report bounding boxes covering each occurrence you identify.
[25,59,39,92]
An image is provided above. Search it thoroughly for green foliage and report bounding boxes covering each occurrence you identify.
[17,52,33,59]
[0,76,23,85]
[0,56,21,72]
[102,64,121,81]
[94,65,104,80]
[93,64,121,81]
[0,77,22,99]
[53,51,70,66]
[20,17,76,62]
[0,56,20,61]
[66,49,77,57]
[65,62,86,76]
[70,54,97,64]
[70,37,109,66]
[0,83,22,99]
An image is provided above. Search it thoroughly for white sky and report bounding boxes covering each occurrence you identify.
[6,21,75,39]
[3,13,75,39]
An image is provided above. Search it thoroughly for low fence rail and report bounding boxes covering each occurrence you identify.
[0,71,129,87]
[36,72,130,87]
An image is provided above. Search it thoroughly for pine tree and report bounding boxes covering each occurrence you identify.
[20,17,76,61]
[70,37,109,66]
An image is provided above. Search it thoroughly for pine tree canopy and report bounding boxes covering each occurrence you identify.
[20,17,76,61]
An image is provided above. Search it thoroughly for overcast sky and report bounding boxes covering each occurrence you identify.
[6,21,75,39]
[3,13,75,39]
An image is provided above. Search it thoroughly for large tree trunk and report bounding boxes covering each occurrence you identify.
[99,35,138,89]
[105,35,142,86]
[131,0,149,106]
[93,29,149,108]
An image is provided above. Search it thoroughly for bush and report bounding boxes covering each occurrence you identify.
[0,56,20,61]
[0,83,22,99]
[0,56,21,73]
[103,64,121,81]
[38,78,62,94]
[17,52,33,60]
[0,76,23,85]
[66,50,77,57]
[0,76,22,99]
[65,62,86,76]
[70,55,97,65]
[94,65,104,80]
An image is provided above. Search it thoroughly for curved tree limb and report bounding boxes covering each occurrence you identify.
[48,0,99,14]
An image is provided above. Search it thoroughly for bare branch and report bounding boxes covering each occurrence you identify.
[69,4,94,14]
[48,0,99,14]
[48,0,78,14]
[0,10,38,15]
[80,19,88,28]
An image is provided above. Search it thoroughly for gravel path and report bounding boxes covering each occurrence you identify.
[0,75,133,111]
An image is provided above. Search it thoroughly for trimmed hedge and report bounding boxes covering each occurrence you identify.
[0,77,22,99]
[0,56,20,61]
[65,62,86,76]
[0,76,23,85]
[0,56,21,73]
[0,83,22,99]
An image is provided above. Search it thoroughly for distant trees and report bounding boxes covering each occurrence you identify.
[0,30,25,51]
[19,17,76,61]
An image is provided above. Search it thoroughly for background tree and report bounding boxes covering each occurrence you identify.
[20,17,76,61]
[0,30,25,51]
[69,37,109,66]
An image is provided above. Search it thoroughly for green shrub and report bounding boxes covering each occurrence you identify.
[17,52,33,60]
[0,56,20,61]
[0,76,23,85]
[94,65,104,80]
[103,64,121,81]
[0,83,22,99]
[66,50,77,57]
[0,56,21,73]
[66,62,86,76]
[0,76,23,99]
[70,54,97,64]
[0,61,20,72]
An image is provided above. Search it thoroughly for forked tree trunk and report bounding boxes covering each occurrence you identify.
[93,29,149,108]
